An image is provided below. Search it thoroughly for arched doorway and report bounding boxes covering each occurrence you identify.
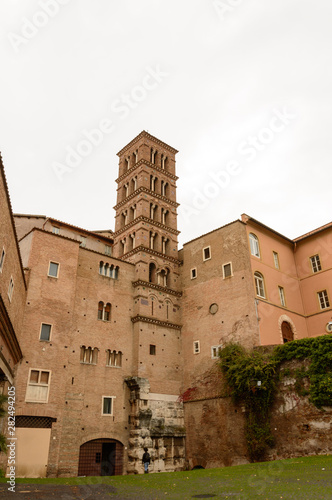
[281,321,294,343]
[78,439,123,476]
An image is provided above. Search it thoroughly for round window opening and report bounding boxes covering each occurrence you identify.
[209,303,218,315]
[325,322,332,333]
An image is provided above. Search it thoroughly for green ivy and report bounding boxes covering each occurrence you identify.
[0,394,7,454]
[219,335,332,462]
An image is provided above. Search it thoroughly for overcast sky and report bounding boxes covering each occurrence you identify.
[1,0,331,247]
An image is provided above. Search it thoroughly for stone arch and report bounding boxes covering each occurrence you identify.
[78,438,124,476]
[278,314,297,343]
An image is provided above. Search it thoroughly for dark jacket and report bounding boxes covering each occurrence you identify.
[142,451,150,464]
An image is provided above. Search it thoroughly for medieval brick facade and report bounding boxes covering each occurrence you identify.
[0,131,331,476]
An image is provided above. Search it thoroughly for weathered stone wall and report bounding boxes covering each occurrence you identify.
[126,377,185,474]
[268,360,332,460]
[184,359,332,470]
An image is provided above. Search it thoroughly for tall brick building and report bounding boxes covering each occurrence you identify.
[1,131,331,476]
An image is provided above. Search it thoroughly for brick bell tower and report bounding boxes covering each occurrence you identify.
[113,131,185,474]
[113,131,182,392]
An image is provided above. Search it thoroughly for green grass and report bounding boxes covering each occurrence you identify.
[1,455,332,499]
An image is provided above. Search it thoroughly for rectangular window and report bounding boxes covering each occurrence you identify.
[211,345,222,359]
[40,323,52,341]
[8,277,14,302]
[0,247,5,272]
[278,286,286,307]
[105,245,112,256]
[191,268,197,279]
[48,261,59,278]
[318,290,330,309]
[310,254,322,273]
[102,396,114,415]
[193,340,200,354]
[52,226,60,235]
[149,344,156,355]
[223,263,232,278]
[25,369,51,403]
[273,251,279,269]
[203,246,211,261]
[79,236,87,248]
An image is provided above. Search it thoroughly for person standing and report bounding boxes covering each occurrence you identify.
[142,447,151,473]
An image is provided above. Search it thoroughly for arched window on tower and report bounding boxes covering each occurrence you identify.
[162,237,169,255]
[123,183,129,200]
[161,181,168,197]
[149,232,155,250]
[130,204,136,221]
[151,148,157,164]
[131,176,137,193]
[121,210,127,228]
[150,203,156,220]
[120,239,126,256]
[149,262,157,283]
[161,208,168,226]
[161,154,167,170]
[150,175,157,192]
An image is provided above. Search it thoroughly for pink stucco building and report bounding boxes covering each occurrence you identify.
[242,214,332,345]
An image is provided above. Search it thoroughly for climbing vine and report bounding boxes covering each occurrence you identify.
[0,393,8,455]
[219,335,332,462]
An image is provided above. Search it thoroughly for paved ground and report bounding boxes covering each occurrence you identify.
[0,483,119,500]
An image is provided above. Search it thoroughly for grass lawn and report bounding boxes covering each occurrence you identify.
[1,454,331,499]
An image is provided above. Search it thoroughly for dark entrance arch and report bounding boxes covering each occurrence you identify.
[281,321,294,343]
[78,439,123,476]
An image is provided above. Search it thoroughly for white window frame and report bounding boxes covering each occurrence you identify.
[249,233,260,258]
[310,254,322,273]
[48,261,60,278]
[278,286,286,307]
[102,396,115,416]
[190,267,197,279]
[193,340,200,354]
[254,272,266,299]
[318,290,330,310]
[202,246,211,261]
[273,251,279,269]
[52,226,60,235]
[25,369,51,403]
[222,262,233,279]
[0,247,5,273]
[40,323,52,342]
[211,344,222,359]
[8,277,14,302]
